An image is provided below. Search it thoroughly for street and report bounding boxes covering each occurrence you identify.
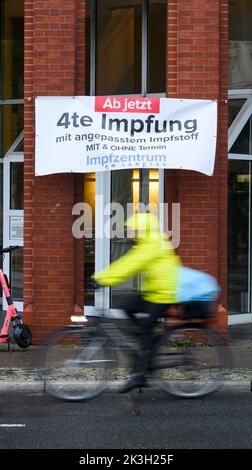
[0,387,251,449]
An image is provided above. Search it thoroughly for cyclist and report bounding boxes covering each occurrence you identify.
[93,212,182,393]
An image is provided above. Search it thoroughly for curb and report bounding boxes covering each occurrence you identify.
[0,368,251,392]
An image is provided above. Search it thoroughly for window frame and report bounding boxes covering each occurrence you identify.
[85,1,166,315]
[228,89,252,324]
[88,0,166,97]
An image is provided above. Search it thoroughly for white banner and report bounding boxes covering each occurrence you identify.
[35,96,217,176]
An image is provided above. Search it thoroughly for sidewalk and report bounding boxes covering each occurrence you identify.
[228,323,252,369]
[0,323,252,390]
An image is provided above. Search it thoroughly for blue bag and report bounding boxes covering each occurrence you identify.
[176,267,220,303]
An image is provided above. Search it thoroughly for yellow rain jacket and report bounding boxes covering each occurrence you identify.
[94,213,181,304]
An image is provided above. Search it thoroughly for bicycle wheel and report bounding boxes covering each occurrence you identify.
[40,327,115,401]
[153,327,229,398]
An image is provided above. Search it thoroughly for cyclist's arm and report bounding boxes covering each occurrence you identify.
[93,242,156,287]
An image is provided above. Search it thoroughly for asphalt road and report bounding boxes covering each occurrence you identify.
[0,388,251,449]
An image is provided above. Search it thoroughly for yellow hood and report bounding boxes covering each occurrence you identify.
[125,212,160,239]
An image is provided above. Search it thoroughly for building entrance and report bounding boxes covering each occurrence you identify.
[84,169,163,315]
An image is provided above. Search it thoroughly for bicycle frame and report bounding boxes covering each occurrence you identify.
[0,268,18,344]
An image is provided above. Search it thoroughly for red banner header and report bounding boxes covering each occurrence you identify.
[95,96,160,114]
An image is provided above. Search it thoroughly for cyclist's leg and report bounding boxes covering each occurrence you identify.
[120,300,165,392]
[120,293,145,325]
[120,301,166,393]
[134,301,165,374]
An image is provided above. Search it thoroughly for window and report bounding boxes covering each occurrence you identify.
[228,99,246,126]
[0,0,24,306]
[10,248,23,301]
[229,0,252,89]
[87,0,167,95]
[0,0,24,156]
[228,96,252,316]
[84,2,165,312]
[228,96,252,154]
[84,173,96,306]
[228,160,251,313]
[0,0,24,99]
[10,162,23,210]
[0,104,24,156]
[148,0,166,93]
[110,169,159,308]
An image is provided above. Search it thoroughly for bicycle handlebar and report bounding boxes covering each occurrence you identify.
[85,279,103,290]
[0,245,21,254]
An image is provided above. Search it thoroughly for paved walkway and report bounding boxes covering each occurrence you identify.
[0,322,252,390]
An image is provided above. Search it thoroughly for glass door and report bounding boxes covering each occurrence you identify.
[228,160,251,314]
[228,93,252,323]
[2,151,23,310]
[110,168,159,308]
[84,169,163,315]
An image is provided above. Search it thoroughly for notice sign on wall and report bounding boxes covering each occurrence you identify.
[9,215,24,241]
[35,96,217,176]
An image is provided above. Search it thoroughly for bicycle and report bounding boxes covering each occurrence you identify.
[0,246,32,351]
[39,288,230,401]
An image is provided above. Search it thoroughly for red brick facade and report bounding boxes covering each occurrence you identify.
[24,0,86,341]
[166,1,228,333]
[24,1,228,342]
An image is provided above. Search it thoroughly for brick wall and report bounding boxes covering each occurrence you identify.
[23,0,86,342]
[24,0,228,340]
[166,0,228,333]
